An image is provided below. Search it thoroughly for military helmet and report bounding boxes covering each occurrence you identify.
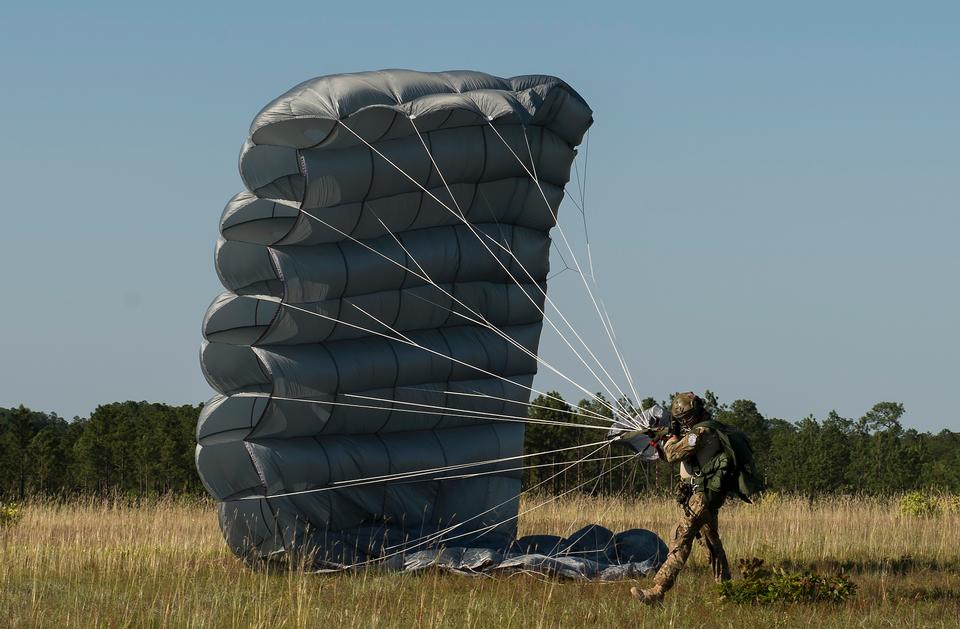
[671,392,705,426]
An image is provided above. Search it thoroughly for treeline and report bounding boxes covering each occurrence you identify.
[522,392,960,496]
[1,393,959,500]
[0,402,202,499]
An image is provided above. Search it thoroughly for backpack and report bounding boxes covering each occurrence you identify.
[693,419,766,505]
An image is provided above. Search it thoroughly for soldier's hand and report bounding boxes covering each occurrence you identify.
[647,425,671,442]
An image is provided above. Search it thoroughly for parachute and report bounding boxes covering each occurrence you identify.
[197,70,666,578]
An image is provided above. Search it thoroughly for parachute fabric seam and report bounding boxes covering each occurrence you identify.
[241,439,611,500]
[345,443,618,569]
[389,118,626,417]
[275,209,591,414]
[375,341,402,433]
[271,394,608,432]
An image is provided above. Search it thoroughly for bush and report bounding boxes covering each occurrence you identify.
[718,558,856,604]
[898,491,941,518]
[0,502,23,528]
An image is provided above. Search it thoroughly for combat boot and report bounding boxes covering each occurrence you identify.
[629,585,664,605]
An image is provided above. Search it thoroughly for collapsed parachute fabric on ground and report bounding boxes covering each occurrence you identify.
[197,69,666,578]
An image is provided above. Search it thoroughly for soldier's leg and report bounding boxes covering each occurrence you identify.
[632,493,710,604]
[698,507,731,582]
[653,493,711,592]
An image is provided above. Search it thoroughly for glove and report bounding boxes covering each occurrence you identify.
[613,426,669,443]
[647,425,671,442]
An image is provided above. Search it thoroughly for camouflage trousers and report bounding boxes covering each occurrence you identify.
[651,491,731,592]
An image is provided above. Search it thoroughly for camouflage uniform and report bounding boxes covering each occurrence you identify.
[631,393,731,605]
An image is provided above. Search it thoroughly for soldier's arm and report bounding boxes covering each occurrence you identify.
[661,426,711,463]
[660,435,691,463]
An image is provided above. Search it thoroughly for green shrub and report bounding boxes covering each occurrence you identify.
[898,491,941,518]
[0,501,23,528]
[718,558,856,604]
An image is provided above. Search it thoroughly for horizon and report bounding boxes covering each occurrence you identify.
[2,2,958,431]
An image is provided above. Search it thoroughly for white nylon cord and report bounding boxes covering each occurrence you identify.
[489,122,643,415]
[240,439,612,500]
[400,387,613,424]
[436,451,639,551]
[430,455,633,481]
[334,118,632,422]
[405,116,632,419]
[521,127,644,415]
[269,393,609,432]
[264,291,635,428]
[345,444,639,569]
[340,299,643,432]
[504,123,639,413]
[293,206,626,422]
[341,442,615,567]
[339,392,608,430]
[566,130,644,412]
[362,208,626,421]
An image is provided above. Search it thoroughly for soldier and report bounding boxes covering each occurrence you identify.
[630,392,732,605]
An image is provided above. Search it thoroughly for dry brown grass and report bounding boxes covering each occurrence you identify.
[2,494,959,628]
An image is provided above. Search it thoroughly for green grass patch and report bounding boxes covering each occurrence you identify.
[0,502,23,528]
[718,558,856,604]
[898,491,941,517]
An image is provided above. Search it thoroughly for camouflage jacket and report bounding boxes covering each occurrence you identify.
[661,425,723,481]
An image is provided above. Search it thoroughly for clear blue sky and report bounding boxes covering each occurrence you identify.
[1,1,957,430]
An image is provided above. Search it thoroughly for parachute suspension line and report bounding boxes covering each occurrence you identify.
[544,133,644,412]
[254,454,634,507]
[488,121,643,415]
[336,116,628,416]
[582,129,591,215]
[345,441,615,567]
[269,393,610,432]
[429,454,634,481]
[358,444,640,567]
[399,386,613,424]
[269,297,635,429]
[549,241,576,278]
[324,125,629,422]
[332,439,611,489]
[478,185,577,283]
[438,448,639,553]
[569,133,643,410]
[338,392,607,430]
[399,117,633,419]
[402,116,628,418]
[343,298,639,431]
[513,124,640,413]
[592,292,642,415]
[572,150,584,211]
[245,438,613,500]
[546,267,575,282]
[293,207,624,422]
[364,209,619,414]
[393,280,628,423]
[561,470,637,555]
[567,132,644,412]
[475,185,514,255]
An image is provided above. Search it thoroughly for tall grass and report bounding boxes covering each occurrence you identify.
[1,494,958,627]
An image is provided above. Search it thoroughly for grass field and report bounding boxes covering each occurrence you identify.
[1,494,958,628]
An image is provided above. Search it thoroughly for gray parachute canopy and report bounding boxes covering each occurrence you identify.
[197,70,666,579]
